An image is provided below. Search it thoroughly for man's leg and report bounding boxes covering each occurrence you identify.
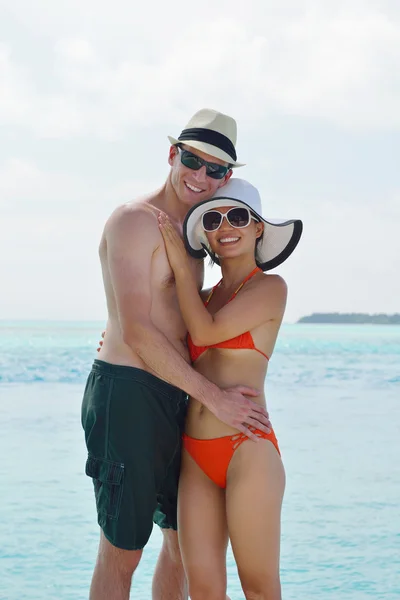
[90,532,142,600]
[82,365,168,599]
[152,528,188,600]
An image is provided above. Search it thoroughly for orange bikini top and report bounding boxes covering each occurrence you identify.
[187,267,269,363]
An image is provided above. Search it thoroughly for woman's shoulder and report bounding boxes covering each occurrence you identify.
[252,272,288,303]
[254,272,287,290]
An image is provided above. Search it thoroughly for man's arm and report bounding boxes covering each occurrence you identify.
[106,205,271,439]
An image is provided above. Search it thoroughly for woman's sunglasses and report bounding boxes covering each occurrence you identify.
[202,207,258,232]
[178,147,230,180]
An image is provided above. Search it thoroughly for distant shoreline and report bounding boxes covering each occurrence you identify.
[297,313,400,325]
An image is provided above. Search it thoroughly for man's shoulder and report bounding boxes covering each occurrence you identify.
[106,200,160,237]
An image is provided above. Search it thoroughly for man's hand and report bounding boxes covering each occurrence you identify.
[213,386,272,440]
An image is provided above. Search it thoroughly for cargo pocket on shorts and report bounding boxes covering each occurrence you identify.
[85,454,125,521]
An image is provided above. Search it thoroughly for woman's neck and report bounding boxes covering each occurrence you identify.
[219,257,259,290]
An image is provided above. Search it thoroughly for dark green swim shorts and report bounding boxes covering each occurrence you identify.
[81,360,188,550]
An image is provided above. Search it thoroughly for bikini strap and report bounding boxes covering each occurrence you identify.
[230,266,262,300]
[205,266,261,306]
[204,279,223,307]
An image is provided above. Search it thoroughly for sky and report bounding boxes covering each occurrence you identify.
[1,0,399,323]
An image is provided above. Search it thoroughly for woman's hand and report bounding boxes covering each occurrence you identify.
[97,330,105,352]
[158,212,189,272]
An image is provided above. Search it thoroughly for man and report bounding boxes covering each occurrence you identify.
[81,109,271,600]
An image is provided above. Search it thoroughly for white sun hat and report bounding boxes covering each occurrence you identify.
[168,108,244,167]
[183,178,303,271]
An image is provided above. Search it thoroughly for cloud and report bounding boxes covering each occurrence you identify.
[0,157,157,275]
[0,44,33,122]
[0,157,155,214]
[1,156,398,322]
[1,0,399,321]
[1,2,400,138]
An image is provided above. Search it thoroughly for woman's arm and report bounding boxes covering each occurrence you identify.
[158,213,287,346]
[158,212,215,341]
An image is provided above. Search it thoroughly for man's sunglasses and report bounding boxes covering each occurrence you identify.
[202,207,258,232]
[177,147,230,180]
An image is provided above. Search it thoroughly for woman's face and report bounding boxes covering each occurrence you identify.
[203,205,264,260]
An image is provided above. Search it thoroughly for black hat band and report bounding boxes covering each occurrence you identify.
[178,127,237,162]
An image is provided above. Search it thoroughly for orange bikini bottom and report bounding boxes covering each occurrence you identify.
[182,427,280,489]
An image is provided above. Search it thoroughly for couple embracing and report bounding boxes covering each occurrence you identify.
[81,108,303,600]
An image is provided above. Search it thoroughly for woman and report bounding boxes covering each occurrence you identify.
[157,177,302,600]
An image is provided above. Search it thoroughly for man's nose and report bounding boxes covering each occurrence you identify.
[191,165,208,182]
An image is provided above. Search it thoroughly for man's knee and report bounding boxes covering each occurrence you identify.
[160,528,182,564]
[98,531,143,575]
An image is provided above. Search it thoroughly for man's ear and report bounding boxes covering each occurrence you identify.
[168,145,179,166]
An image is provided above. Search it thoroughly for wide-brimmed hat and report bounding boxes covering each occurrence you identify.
[183,178,303,271]
[168,108,244,167]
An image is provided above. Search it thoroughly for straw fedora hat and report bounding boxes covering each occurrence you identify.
[168,108,244,167]
[183,178,303,271]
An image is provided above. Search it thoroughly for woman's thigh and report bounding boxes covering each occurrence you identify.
[178,449,228,599]
[226,439,285,597]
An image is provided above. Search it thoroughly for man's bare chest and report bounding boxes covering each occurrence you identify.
[152,249,203,298]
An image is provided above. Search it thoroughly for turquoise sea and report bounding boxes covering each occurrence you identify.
[0,321,399,600]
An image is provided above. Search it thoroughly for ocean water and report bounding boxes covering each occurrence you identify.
[0,321,399,600]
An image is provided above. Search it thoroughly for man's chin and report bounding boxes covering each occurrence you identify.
[181,188,209,206]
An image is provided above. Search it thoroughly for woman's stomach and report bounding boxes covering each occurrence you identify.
[185,348,269,439]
